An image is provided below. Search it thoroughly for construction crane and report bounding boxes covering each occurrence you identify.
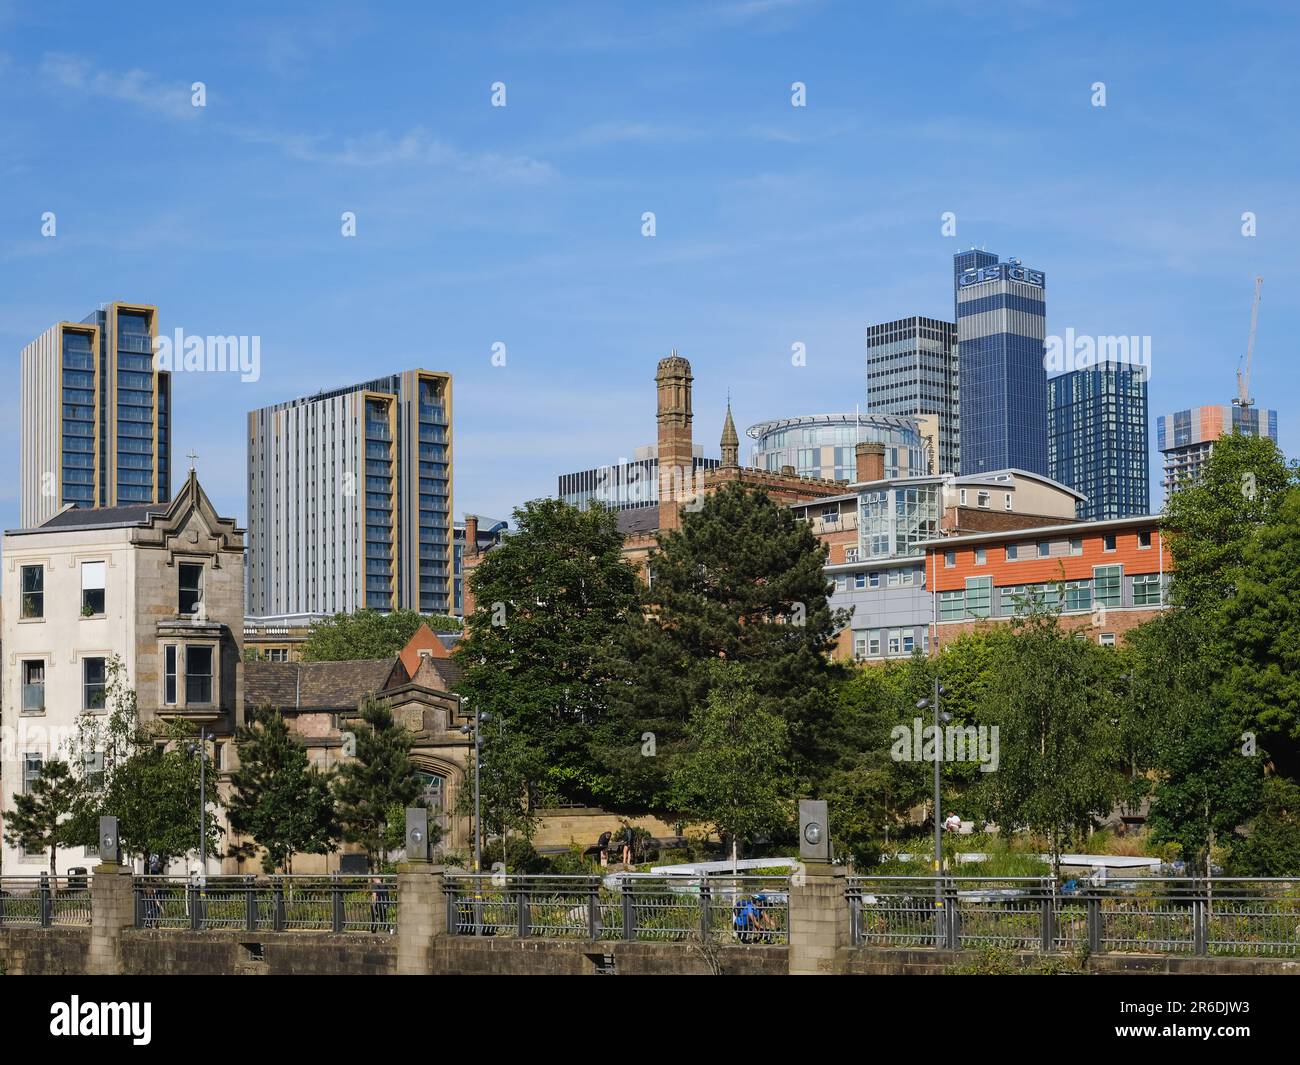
[1234,275,1263,410]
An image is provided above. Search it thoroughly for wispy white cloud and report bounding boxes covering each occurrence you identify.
[40,52,199,120]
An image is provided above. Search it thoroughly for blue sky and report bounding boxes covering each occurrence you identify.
[2,0,1296,529]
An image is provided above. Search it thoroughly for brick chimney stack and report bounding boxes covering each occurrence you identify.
[656,351,694,532]
[855,441,885,483]
[464,514,479,557]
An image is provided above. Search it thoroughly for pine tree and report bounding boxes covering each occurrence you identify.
[597,483,848,810]
[333,697,429,870]
[227,706,339,873]
[4,758,78,878]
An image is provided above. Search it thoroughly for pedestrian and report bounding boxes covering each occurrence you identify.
[620,824,634,866]
[597,830,612,867]
[144,854,164,928]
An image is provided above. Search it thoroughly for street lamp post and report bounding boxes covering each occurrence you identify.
[917,680,950,914]
[199,726,206,875]
[460,702,484,873]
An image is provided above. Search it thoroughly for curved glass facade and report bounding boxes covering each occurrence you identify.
[745,414,926,482]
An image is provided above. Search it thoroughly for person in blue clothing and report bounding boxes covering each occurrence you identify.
[734,893,774,943]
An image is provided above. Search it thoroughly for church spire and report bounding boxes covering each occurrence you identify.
[720,398,739,467]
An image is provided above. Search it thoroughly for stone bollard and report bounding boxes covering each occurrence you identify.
[787,862,849,975]
[395,862,445,975]
[88,862,136,975]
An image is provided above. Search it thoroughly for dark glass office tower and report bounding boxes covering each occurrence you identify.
[955,251,1049,476]
[1048,362,1150,519]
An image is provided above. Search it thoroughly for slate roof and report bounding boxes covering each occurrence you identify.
[245,658,406,712]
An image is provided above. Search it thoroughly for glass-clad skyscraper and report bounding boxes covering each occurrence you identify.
[746,413,926,482]
[247,369,454,616]
[1157,403,1279,494]
[1048,362,1150,520]
[866,316,959,474]
[955,251,1049,477]
[20,302,172,527]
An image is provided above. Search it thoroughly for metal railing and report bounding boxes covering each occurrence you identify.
[847,876,1300,957]
[444,874,789,945]
[133,876,397,934]
[0,875,92,927]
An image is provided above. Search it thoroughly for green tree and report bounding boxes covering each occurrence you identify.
[1220,486,1300,743]
[227,706,339,873]
[302,609,462,661]
[455,718,542,870]
[670,664,794,869]
[968,609,1126,876]
[456,497,639,805]
[333,696,430,870]
[598,483,847,810]
[4,759,78,877]
[1230,775,1300,876]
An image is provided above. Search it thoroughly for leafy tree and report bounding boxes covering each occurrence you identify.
[1163,431,1295,614]
[4,759,78,877]
[333,696,430,870]
[303,609,461,661]
[456,497,639,805]
[670,663,794,869]
[1220,486,1300,743]
[598,483,847,809]
[1230,775,1300,876]
[63,656,220,865]
[967,609,1126,877]
[227,706,339,873]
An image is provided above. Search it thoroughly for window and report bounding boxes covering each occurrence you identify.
[1070,538,1083,556]
[84,751,105,790]
[869,571,881,589]
[854,637,867,660]
[902,631,915,654]
[1138,530,1152,549]
[83,657,107,710]
[179,563,204,615]
[81,560,106,616]
[1133,573,1162,606]
[965,576,992,618]
[977,491,991,508]
[1006,543,1020,561]
[887,628,902,655]
[854,572,867,590]
[868,630,881,656]
[23,753,43,794]
[844,547,860,563]
[1037,541,1051,558]
[21,660,45,712]
[939,590,965,621]
[186,646,214,704]
[21,565,43,619]
[974,547,986,565]
[1094,565,1123,608]
[164,645,178,705]
[1098,632,1117,647]
[821,505,839,523]
[1004,493,1013,511]
[1103,533,1117,552]
[959,489,967,505]
[887,569,901,587]
[1064,580,1092,612]
[944,550,956,568]
[835,574,848,592]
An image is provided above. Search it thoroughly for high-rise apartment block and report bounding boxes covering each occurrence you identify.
[866,315,959,474]
[954,251,1049,477]
[20,302,172,527]
[1048,362,1150,520]
[246,370,453,616]
[1157,403,1279,493]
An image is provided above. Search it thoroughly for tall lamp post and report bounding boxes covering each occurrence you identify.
[459,702,485,873]
[916,680,949,909]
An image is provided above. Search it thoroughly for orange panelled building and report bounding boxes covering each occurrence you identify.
[924,515,1171,650]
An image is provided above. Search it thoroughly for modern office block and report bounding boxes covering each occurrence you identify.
[866,316,958,474]
[955,252,1049,477]
[1049,362,1150,520]
[1156,403,1279,493]
[557,444,719,513]
[247,369,453,616]
[20,302,172,527]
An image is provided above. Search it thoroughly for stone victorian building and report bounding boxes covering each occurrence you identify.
[243,623,474,870]
[1,471,245,875]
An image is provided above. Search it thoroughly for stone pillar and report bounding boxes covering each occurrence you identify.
[788,863,849,975]
[395,863,445,975]
[89,862,136,975]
